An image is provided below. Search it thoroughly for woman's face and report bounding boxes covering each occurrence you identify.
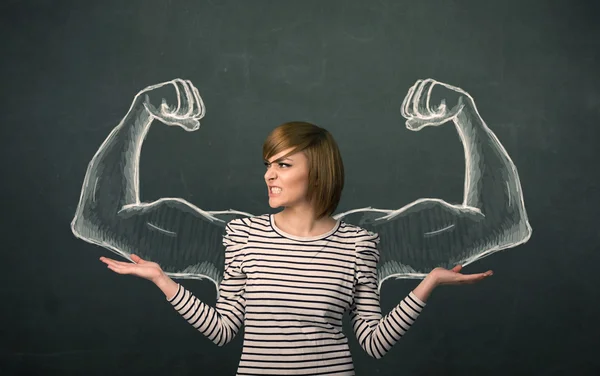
[264,147,310,209]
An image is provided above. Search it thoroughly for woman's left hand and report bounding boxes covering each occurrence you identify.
[430,265,493,286]
[412,265,493,302]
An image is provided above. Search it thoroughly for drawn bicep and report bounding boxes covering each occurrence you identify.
[340,201,488,282]
[72,199,228,287]
[376,208,486,271]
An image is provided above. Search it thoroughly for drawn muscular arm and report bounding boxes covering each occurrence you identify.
[71,79,250,288]
[338,80,532,284]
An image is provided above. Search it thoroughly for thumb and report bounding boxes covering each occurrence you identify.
[143,95,161,118]
[451,264,463,273]
[130,254,145,264]
[174,117,200,132]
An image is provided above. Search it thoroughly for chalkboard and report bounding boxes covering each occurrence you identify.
[2,0,599,375]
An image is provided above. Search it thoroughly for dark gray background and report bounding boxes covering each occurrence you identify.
[1,0,599,375]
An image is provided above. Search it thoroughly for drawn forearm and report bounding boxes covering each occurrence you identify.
[456,98,528,228]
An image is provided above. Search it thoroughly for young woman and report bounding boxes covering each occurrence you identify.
[99,120,493,375]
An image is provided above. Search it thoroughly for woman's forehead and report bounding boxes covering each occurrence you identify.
[268,148,306,163]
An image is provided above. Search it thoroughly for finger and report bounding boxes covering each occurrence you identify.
[460,271,492,283]
[130,254,145,264]
[403,80,421,118]
[431,99,447,116]
[159,98,172,114]
[99,256,118,266]
[400,82,415,119]
[106,262,128,273]
[180,80,194,117]
[100,257,132,268]
[188,81,206,119]
[108,259,141,272]
[102,259,127,270]
[405,117,438,131]
[175,118,200,131]
[154,116,200,131]
[411,79,428,117]
[141,80,174,94]
[402,80,420,118]
[451,264,462,273]
[172,79,193,118]
[424,80,435,115]
[437,80,467,96]
[106,264,135,276]
[424,80,451,117]
[405,118,424,131]
[452,275,482,284]
[142,95,161,119]
[413,79,436,118]
[170,80,182,115]
[184,80,200,118]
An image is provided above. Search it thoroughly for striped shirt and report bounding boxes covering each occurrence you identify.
[167,214,425,375]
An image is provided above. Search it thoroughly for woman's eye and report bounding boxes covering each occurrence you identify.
[264,162,290,169]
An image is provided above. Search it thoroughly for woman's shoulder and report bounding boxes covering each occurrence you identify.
[225,213,270,229]
[338,221,379,240]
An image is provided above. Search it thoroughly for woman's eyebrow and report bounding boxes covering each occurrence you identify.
[265,157,293,164]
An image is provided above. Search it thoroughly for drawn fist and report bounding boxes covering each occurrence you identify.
[138,78,205,131]
[401,79,469,131]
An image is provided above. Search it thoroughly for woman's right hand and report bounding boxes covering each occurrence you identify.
[100,254,180,299]
[100,254,165,284]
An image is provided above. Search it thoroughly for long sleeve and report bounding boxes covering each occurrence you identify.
[166,218,248,347]
[349,228,426,359]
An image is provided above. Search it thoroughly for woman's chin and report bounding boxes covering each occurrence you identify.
[267,200,281,209]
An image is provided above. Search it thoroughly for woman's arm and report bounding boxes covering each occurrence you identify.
[349,228,491,359]
[100,217,249,347]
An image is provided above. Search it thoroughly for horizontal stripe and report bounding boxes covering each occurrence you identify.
[167,214,426,374]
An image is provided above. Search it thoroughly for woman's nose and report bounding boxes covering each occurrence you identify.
[264,168,275,181]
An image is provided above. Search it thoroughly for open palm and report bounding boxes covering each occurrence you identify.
[431,265,493,286]
[100,254,164,283]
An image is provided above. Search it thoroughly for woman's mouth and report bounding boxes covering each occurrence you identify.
[269,187,282,196]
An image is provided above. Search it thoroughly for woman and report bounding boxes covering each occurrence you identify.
[100,121,493,376]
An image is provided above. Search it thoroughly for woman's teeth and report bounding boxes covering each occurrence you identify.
[271,187,282,193]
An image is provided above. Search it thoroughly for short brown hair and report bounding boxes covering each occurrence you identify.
[262,121,345,219]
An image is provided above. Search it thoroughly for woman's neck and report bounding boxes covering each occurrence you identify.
[273,209,337,238]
